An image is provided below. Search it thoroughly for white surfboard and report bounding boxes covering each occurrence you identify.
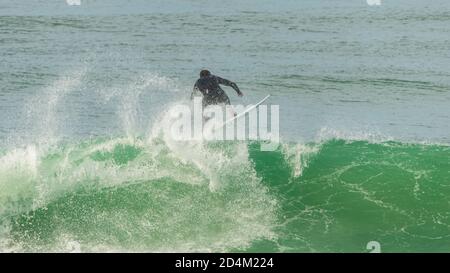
[219,94,271,129]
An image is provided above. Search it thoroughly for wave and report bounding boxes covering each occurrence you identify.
[1,71,449,252]
[1,133,449,252]
[0,135,278,252]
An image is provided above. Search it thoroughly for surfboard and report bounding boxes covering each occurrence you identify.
[219,94,271,128]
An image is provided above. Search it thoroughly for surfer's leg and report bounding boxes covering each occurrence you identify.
[219,94,236,117]
[224,96,237,116]
[222,94,231,105]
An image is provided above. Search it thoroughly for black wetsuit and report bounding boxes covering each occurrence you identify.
[192,75,241,107]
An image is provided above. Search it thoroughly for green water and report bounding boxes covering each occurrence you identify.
[252,140,450,252]
[1,138,449,252]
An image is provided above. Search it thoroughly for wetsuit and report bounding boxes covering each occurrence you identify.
[192,75,242,107]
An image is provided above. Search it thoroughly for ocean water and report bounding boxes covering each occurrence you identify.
[1,0,450,252]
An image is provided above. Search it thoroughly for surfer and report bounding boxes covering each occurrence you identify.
[191,70,243,108]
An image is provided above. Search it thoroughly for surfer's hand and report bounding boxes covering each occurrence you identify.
[237,91,243,97]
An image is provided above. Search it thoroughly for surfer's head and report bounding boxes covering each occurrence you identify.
[200,70,211,78]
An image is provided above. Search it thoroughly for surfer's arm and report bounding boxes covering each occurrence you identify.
[217,76,243,97]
